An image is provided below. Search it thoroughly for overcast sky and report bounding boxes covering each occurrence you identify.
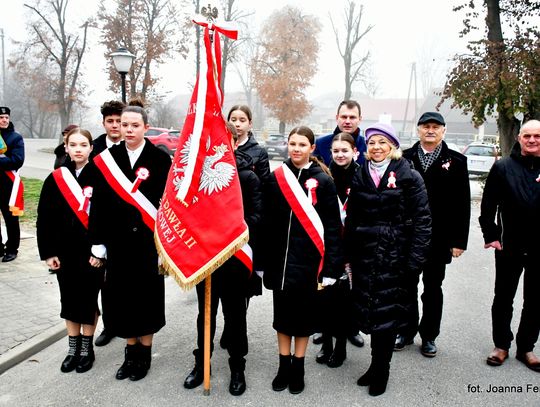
[2,0,472,106]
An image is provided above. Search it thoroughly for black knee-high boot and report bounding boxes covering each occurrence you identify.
[61,335,81,373]
[368,332,395,397]
[272,354,291,391]
[289,355,305,394]
[76,335,95,373]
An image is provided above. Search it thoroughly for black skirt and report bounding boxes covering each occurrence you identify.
[56,263,103,325]
[272,288,317,337]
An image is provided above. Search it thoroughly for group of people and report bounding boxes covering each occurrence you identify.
[30,97,540,398]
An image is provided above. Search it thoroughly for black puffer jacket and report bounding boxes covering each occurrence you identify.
[237,133,271,183]
[262,159,343,293]
[344,158,431,333]
[479,142,540,254]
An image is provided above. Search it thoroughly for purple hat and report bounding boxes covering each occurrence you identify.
[62,124,78,134]
[365,122,400,148]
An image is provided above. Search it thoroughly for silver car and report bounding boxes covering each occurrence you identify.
[462,142,499,175]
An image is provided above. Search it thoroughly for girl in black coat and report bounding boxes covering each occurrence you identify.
[37,128,104,374]
[262,126,342,394]
[344,122,431,397]
[316,132,360,368]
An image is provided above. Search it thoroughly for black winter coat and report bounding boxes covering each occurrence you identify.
[89,140,171,338]
[0,123,24,201]
[403,141,470,263]
[237,133,271,183]
[262,160,343,293]
[344,158,431,333]
[479,142,540,254]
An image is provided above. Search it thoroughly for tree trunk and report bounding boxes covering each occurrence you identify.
[486,0,516,157]
[279,121,285,134]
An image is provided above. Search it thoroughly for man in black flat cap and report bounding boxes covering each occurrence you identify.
[0,106,25,262]
[396,112,470,357]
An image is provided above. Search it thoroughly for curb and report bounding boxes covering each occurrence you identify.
[0,322,66,376]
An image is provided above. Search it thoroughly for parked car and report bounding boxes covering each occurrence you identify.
[445,142,461,152]
[145,127,179,155]
[462,142,499,175]
[265,134,288,160]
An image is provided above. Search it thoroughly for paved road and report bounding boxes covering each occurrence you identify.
[0,205,538,406]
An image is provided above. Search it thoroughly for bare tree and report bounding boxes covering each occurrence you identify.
[232,33,257,106]
[99,0,191,102]
[20,0,90,132]
[329,0,373,100]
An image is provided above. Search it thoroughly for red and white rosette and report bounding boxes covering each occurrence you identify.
[387,171,397,189]
[78,186,93,212]
[442,160,451,170]
[131,167,150,193]
[304,178,319,206]
[536,173,540,183]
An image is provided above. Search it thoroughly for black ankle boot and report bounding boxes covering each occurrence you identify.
[327,337,346,368]
[368,366,390,396]
[130,344,151,381]
[271,354,291,391]
[76,335,95,373]
[184,353,205,389]
[61,335,81,373]
[289,355,305,394]
[116,344,138,380]
[229,357,246,396]
[357,364,374,386]
[315,335,333,364]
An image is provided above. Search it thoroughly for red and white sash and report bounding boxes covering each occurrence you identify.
[274,164,325,276]
[234,243,253,273]
[6,170,24,216]
[52,167,91,229]
[94,149,157,231]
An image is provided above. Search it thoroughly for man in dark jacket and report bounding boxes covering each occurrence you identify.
[397,112,470,357]
[314,100,367,166]
[312,99,367,348]
[0,106,25,262]
[92,100,125,347]
[480,119,540,372]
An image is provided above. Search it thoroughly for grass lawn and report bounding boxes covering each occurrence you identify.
[20,177,44,230]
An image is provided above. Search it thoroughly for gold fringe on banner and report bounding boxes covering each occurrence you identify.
[155,229,249,291]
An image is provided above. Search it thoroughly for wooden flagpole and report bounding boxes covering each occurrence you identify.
[203,274,211,395]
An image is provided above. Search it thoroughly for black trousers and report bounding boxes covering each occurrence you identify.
[194,262,249,369]
[401,259,447,341]
[492,250,540,352]
[0,194,20,254]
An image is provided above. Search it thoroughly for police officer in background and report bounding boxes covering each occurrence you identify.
[0,106,25,262]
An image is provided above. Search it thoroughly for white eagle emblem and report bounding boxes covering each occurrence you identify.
[173,134,236,197]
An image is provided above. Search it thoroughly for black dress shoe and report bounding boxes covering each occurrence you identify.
[421,340,437,357]
[327,351,346,368]
[60,355,79,373]
[348,333,365,348]
[184,366,204,389]
[2,253,17,262]
[394,335,414,351]
[229,371,246,396]
[312,333,323,345]
[315,346,332,364]
[95,330,114,347]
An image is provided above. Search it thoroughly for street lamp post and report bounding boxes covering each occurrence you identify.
[110,47,135,103]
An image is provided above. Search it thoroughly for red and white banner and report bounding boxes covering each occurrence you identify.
[155,22,248,290]
[52,167,91,229]
[6,170,23,216]
[94,150,157,231]
[274,164,325,277]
